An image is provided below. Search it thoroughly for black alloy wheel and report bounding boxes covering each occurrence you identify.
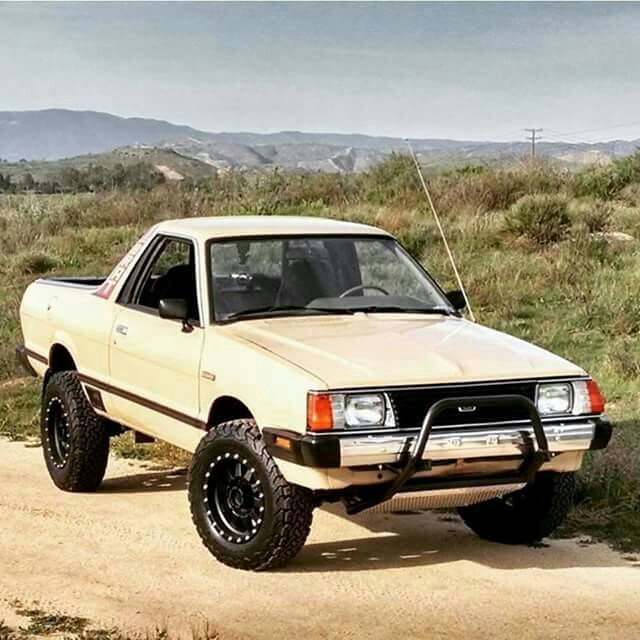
[188,419,314,571]
[205,452,265,544]
[44,396,71,469]
[40,371,110,492]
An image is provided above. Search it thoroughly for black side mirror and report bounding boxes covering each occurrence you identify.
[445,289,467,312]
[159,298,193,332]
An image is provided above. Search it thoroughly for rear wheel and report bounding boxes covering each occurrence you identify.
[41,371,110,492]
[189,419,314,571]
[458,472,576,544]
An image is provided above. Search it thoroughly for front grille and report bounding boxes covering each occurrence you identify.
[389,381,537,430]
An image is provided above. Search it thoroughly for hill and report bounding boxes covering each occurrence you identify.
[0,147,215,184]
[0,109,212,161]
[2,109,639,171]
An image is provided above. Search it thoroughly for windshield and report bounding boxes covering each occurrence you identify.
[208,235,452,321]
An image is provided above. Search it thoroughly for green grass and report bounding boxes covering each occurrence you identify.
[0,380,40,441]
[1,154,640,549]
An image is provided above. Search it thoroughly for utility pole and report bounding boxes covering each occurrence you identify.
[525,128,543,160]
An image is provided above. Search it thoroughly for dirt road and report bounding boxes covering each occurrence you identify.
[2,439,639,639]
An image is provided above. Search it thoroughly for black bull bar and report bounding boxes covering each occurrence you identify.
[345,394,553,515]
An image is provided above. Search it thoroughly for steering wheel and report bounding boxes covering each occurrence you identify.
[339,284,390,298]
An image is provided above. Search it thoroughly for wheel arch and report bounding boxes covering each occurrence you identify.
[44,343,78,391]
[207,395,254,430]
[48,343,78,373]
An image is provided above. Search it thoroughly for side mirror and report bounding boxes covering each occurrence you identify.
[445,289,467,312]
[159,298,193,332]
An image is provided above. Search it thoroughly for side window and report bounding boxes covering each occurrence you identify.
[126,237,200,322]
[151,241,191,279]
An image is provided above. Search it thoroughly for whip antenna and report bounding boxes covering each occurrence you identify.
[405,139,476,322]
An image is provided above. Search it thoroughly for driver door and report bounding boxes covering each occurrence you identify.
[108,235,205,446]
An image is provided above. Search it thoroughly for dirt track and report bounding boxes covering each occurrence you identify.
[2,439,640,639]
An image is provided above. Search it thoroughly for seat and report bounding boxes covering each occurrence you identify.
[276,250,332,307]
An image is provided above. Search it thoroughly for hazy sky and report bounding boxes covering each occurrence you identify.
[2,2,640,142]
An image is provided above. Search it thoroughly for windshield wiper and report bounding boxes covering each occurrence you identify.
[347,306,454,316]
[224,305,354,321]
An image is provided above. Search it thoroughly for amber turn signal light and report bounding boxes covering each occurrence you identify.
[273,436,292,450]
[587,379,605,414]
[307,393,334,431]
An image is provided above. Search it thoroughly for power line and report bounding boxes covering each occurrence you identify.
[489,120,640,144]
[545,120,640,140]
[525,128,543,159]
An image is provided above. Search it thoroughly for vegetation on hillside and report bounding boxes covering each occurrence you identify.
[1,152,640,549]
[0,162,165,194]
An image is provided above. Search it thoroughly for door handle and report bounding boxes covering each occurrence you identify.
[115,324,128,336]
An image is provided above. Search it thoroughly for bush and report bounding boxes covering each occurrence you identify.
[569,198,613,233]
[608,338,640,378]
[584,202,613,233]
[619,182,640,207]
[573,152,640,199]
[434,169,524,214]
[13,251,59,275]
[361,154,422,207]
[505,194,571,246]
[432,161,565,216]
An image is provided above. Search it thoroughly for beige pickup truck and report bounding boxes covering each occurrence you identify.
[18,216,612,570]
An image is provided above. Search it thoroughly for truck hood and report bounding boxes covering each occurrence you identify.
[227,314,585,388]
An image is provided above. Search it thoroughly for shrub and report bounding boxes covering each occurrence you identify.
[573,152,640,199]
[433,161,564,216]
[569,198,613,233]
[434,169,524,214]
[608,338,640,378]
[361,154,422,207]
[395,222,432,259]
[13,251,59,275]
[505,194,571,245]
[619,182,640,207]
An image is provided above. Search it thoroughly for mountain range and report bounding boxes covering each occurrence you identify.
[1,109,638,173]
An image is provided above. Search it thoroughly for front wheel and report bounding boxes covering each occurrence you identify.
[188,419,314,571]
[458,472,576,544]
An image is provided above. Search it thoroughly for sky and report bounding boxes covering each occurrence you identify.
[2,2,640,142]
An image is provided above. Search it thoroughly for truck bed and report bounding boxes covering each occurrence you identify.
[20,275,115,377]
[38,276,107,289]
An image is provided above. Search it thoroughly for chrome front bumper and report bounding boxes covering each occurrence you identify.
[264,396,612,511]
[340,420,598,467]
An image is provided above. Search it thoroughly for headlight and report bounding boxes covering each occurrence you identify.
[537,383,572,415]
[536,380,606,416]
[344,394,385,427]
[307,392,396,431]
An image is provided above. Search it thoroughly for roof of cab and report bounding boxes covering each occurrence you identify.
[155,216,391,241]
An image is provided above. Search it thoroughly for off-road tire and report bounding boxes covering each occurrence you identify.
[41,371,110,491]
[189,419,314,571]
[458,472,576,544]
